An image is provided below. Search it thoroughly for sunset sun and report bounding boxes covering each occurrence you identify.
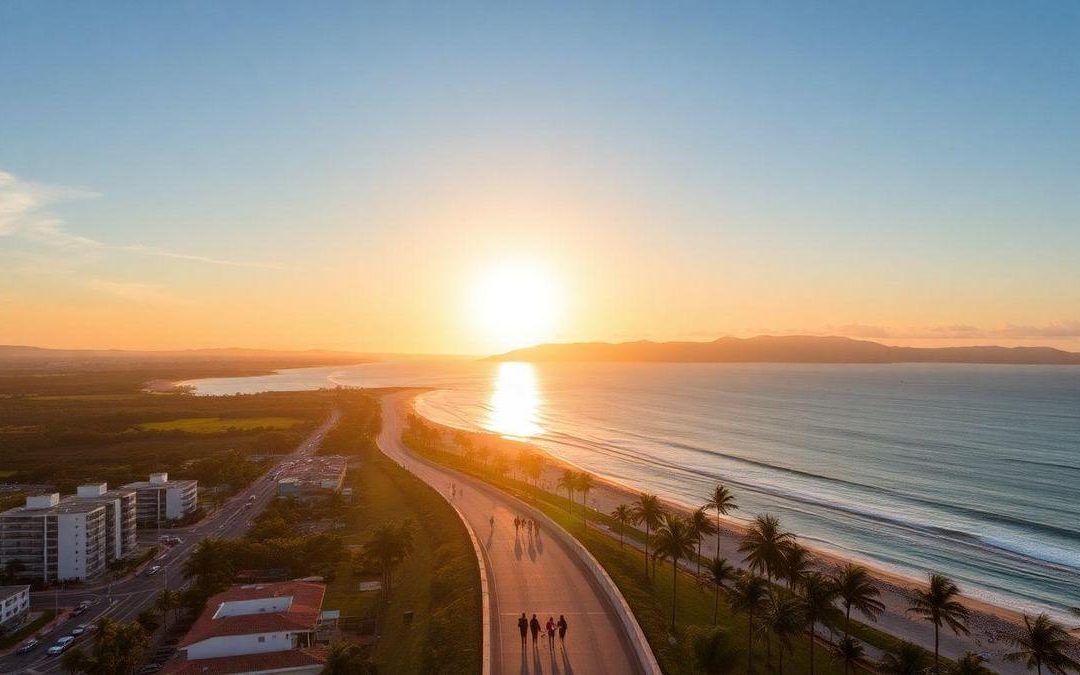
[472,262,560,352]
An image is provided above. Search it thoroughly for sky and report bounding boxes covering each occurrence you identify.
[1,1,1079,355]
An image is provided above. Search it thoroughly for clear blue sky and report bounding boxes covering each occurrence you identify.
[2,2,1079,352]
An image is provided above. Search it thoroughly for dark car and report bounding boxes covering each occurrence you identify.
[16,638,39,653]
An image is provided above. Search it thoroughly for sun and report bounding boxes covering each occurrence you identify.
[472,262,560,352]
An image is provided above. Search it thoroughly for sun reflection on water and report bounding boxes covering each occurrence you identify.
[486,362,542,438]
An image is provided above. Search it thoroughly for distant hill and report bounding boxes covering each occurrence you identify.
[491,336,1080,365]
[0,345,375,372]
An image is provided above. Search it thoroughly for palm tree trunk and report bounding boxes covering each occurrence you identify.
[747,609,754,674]
[670,557,678,632]
[713,584,719,624]
[809,619,815,675]
[643,525,650,578]
[844,604,851,640]
[778,647,783,675]
[695,540,702,579]
[934,626,940,675]
[715,510,722,560]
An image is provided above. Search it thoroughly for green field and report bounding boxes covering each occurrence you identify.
[134,416,302,433]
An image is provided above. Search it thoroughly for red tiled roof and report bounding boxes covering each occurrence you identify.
[179,582,325,648]
[163,646,328,674]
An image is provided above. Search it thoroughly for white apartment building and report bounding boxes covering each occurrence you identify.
[166,582,328,675]
[0,585,30,629]
[0,494,109,583]
[121,473,199,525]
[74,483,138,560]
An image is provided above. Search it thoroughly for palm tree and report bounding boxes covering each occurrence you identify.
[630,493,664,578]
[652,513,699,631]
[687,625,739,675]
[153,589,180,630]
[706,484,738,560]
[557,470,578,516]
[759,592,805,675]
[323,640,376,674]
[611,504,633,548]
[575,472,596,526]
[1001,613,1080,675]
[834,636,865,675]
[782,541,813,590]
[729,572,769,674]
[878,641,928,675]
[61,618,150,674]
[953,651,993,675]
[362,520,415,594]
[738,513,794,584]
[706,557,735,624]
[801,572,841,675]
[833,563,885,639]
[908,572,970,674]
[689,506,719,578]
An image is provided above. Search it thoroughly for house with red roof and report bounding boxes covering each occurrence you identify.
[165,581,330,675]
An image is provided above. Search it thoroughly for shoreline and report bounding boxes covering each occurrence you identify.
[405,392,1037,669]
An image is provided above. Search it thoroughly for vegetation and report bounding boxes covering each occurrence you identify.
[60,618,150,674]
[908,572,971,674]
[1000,613,1080,675]
[133,416,302,433]
[0,610,57,649]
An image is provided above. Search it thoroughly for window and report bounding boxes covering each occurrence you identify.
[257,636,265,643]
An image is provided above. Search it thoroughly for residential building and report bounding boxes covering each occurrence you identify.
[0,494,109,583]
[122,473,198,525]
[275,456,347,503]
[0,585,30,629]
[74,483,138,560]
[165,582,329,675]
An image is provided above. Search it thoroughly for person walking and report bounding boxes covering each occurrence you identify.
[489,515,495,529]
[546,616,557,652]
[529,614,541,648]
[517,613,528,649]
[557,614,567,647]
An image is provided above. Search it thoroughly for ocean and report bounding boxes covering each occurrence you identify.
[185,360,1080,618]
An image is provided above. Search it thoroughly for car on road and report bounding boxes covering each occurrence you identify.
[71,623,87,635]
[146,565,162,576]
[47,636,75,656]
[16,638,39,653]
[72,600,90,615]
[139,664,163,673]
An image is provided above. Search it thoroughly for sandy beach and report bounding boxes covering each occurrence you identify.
[407,394,1036,673]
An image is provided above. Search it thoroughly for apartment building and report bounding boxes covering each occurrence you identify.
[166,582,329,674]
[74,483,137,560]
[275,456,347,503]
[0,585,30,630]
[121,473,199,525]
[0,494,109,583]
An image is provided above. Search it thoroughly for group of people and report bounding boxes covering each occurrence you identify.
[517,613,568,652]
[513,515,540,537]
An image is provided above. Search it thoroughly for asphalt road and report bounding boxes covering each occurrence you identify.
[1,410,340,675]
[378,393,644,675]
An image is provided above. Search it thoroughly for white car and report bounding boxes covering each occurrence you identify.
[71,623,88,635]
[146,565,162,576]
[47,636,75,656]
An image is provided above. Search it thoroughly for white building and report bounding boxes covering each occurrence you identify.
[0,585,30,630]
[166,582,328,675]
[75,483,138,560]
[121,473,198,525]
[0,494,109,583]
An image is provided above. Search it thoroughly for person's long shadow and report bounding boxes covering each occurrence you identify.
[527,536,537,561]
[520,646,529,675]
[514,534,523,560]
[535,529,544,556]
[532,645,544,675]
[548,645,562,674]
[561,645,574,675]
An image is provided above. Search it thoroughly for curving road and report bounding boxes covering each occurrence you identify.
[378,393,646,675]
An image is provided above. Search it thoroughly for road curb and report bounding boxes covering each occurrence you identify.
[444,496,493,675]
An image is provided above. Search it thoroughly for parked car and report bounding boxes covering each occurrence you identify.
[47,636,75,656]
[71,623,87,635]
[146,565,162,576]
[72,601,90,615]
[16,638,39,653]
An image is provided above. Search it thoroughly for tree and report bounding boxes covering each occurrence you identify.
[834,636,865,675]
[729,572,769,674]
[706,557,736,624]
[738,513,794,584]
[575,472,596,526]
[689,506,719,579]
[878,641,928,675]
[362,520,415,595]
[136,609,159,634]
[611,504,633,548]
[524,453,544,487]
[759,591,804,674]
[800,572,841,675]
[782,541,813,590]
[322,640,377,674]
[687,625,739,675]
[1001,613,1080,675]
[908,572,970,674]
[705,483,738,560]
[630,493,664,578]
[153,589,181,630]
[652,513,699,631]
[557,470,578,516]
[182,538,235,589]
[61,618,149,675]
[833,563,884,639]
[953,651,993,675]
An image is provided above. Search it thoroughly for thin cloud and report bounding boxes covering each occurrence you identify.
[85,279,174,303]
[0,169,280,269]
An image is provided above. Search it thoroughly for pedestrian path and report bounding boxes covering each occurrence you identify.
[378,393,645,675]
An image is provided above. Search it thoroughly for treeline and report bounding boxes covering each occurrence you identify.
[319,390,380,456]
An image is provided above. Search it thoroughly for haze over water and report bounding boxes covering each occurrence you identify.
[188,360,1080,617]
